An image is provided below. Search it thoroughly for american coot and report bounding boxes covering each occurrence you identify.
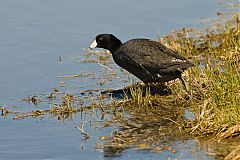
[90,34,194,88]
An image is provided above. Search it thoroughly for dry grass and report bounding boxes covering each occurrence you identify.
[225,145,240,160]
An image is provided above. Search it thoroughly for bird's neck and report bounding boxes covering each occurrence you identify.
[109,38,122,53]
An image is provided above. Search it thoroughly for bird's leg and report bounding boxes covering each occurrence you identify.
[179,76,189,91]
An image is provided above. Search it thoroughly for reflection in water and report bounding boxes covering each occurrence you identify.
[101,83,172,99]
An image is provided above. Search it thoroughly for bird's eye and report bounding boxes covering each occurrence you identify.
[98,37,104,41]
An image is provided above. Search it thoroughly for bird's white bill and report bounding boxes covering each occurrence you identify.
[90,39,97,49]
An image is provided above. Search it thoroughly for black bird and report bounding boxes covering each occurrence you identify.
[89,34,194,89]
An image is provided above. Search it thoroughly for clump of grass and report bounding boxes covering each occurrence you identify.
[225,145,240,160]
[166,14,240,136]
[0,106,18,117]
[12,93,86,120]
[100,84,188,154]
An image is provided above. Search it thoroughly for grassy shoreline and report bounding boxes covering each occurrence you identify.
[162,13,240,134]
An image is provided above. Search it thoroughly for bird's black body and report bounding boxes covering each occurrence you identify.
[90,34,194,85]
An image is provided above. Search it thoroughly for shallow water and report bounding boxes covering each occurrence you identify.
[0,0,235,159]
